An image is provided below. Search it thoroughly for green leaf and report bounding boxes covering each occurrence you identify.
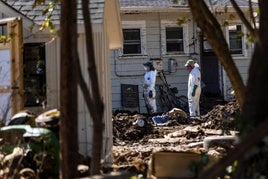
[246,34,255,43]
[177,17,187,26]
[228,14,235,21]
[42,7,49,15]
[222,20,229,27]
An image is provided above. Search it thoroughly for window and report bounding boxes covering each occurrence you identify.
[161,20,188,55]
[0,24,8,43]
[166,27,184,53]
[0,24,7,36]
[202,36,213,53]
[120,21,146,56]
[123,29,141,55]
[23,43,46,107]
[229,25,243,54]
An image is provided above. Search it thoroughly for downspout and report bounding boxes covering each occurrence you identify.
[192,18,196,55]
[159,12,162,58]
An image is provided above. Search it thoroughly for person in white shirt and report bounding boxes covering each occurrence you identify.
[143,61,157,114]
[184,59,201,117]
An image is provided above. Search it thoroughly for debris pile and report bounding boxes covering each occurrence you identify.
[0,100,240,178]
[112,100,240,176]
[201,101,240,130]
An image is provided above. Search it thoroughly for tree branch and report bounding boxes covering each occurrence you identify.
[76,52,94,113]
[81,0,104,175]
[81,0,104,114]
[188,0,246,107]
[198,119,268,179]
[230,0,256,37]
[249,0,257,30]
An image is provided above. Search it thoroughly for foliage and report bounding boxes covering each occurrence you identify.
[38,2,56,32]
[31,0,59,33]
[177,16,190,26]
[173,0,186,5]
[0,35,9,44]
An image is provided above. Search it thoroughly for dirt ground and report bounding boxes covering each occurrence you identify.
[0,99,240,178]
[111,99,240,177]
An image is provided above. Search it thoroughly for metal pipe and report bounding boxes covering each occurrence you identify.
[113,51,145,77]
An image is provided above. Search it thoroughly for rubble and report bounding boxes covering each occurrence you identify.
[0,100,241,178]
[112,100,240,177]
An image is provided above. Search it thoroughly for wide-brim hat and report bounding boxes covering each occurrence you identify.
[184,59,195,67]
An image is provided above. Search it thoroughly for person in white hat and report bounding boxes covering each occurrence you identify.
[143,61,157,114]
[184,59,201,117]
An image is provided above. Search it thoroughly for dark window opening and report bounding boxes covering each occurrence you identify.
[229,25,243,54]
[123,29,141,55]
[0,24,8,42]
[23,43,46,107]
[166,27,184,53]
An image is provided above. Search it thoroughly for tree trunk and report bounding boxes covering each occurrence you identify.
[81,0,104,175]
[189,0,268,178]
[241,0,268,128]
[60,0,79,178]
[188,0,246,107]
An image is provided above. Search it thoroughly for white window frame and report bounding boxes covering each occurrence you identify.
[161,20,189,55]
[226,24,246,57]
[119,21,147,57]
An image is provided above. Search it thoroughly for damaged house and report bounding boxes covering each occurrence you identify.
[0,0,255,163]
[0,0,123,159]
[112,0,254,113]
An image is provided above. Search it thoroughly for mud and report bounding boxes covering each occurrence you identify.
[111,100,240,176]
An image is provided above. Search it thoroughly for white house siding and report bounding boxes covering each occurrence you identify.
[111,9,255,112]
[111,11,194,113]
[218,12,254,101]
[222,57,251,101]
[76,24,113,159]
[45,38,60,110]
[1,0,121,162]
[21,24,113,158]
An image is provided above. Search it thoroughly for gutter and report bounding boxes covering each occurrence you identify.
[120,5,255,14]
[120,7,190,14]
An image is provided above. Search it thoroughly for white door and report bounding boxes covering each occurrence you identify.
[0,17,24,123]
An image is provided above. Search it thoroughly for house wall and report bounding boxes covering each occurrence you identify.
[222,57,252,101]
[217,12,254,101]
[111,11,197,113]
[76,24,113,159]
[21,23,112,158]
[111,11,254,113]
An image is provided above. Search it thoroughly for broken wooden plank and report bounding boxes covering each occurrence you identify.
[182,126,238,135]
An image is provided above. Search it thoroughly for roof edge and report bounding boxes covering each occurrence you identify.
[0,1,34,27]
[120,7,190,13]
